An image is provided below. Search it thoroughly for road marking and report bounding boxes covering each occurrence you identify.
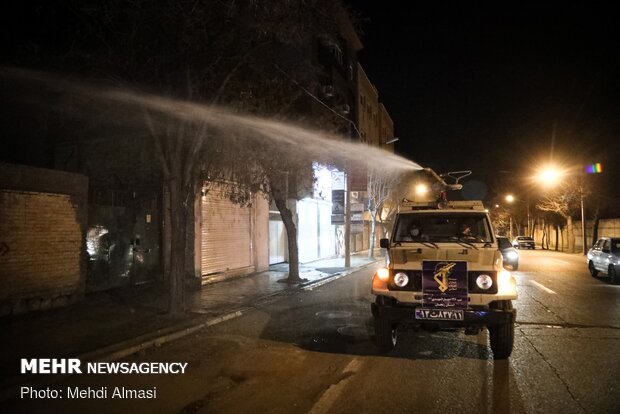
[530,280,557,294]
[308,358,362,414]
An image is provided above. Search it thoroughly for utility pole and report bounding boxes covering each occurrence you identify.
[526,201,530,237]
[580,162,587,255]
[345,168,351,267]
[581,184,586,255]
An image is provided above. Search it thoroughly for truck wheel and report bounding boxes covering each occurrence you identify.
[609,265,618,285]
[489,300,514,359]
[589,261,599,277]
[374,316,397,352]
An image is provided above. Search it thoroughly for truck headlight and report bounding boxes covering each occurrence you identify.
[476,274,493,290]
[498,269,511,287]
[394,272,409,287]
[497,269,517,296]
[377,267,390,282]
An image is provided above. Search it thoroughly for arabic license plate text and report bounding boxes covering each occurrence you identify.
[415,308,464,321]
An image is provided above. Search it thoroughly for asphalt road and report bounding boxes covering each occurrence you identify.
[6,249,620,414]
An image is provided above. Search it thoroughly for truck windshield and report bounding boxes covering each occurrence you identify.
[394,213,493,243]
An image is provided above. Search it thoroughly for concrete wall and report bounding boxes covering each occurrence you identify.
[0,162,88,316]
[575,218,620,250]
[533,218,620,252]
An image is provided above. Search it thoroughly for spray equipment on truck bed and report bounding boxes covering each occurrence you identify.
[401,168,472,207]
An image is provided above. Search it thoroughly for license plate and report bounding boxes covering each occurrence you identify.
[415,308,464,321]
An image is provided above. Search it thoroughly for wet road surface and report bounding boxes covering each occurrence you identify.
[5,249,620,413]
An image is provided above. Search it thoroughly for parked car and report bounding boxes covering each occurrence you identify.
[512,236,535,249]
[497,236,519,270]
[587,237,620,284]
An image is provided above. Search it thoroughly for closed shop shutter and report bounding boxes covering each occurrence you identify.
[201,186,253,276]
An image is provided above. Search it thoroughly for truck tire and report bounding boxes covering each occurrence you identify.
[374,316,397,352]
[489,300,514,359]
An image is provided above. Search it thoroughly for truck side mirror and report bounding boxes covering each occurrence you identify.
[380,238,390,249]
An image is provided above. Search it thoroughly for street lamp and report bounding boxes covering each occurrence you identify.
[536,165,564,187]
[535,163,587,255]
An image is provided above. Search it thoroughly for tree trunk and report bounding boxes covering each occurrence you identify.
[540,219,547,250]
[567,216,575,253]
[591,203,600,247]
[555,224,559,251]
[167,178,187,315]
[273,192,300,282]
[368,209,377,259]
[162,187,172,282]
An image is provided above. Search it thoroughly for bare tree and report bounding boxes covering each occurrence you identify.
[366,169,403,258]
[375,175,412,240]
[536,184,581,253]
[490,207,511,236]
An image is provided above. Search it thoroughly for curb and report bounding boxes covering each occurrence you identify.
[0,260,381,402]
[301,259,382,290]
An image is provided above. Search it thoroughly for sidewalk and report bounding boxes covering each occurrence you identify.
[0,251,382,394]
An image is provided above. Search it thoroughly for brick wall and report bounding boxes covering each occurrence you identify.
[0,163,88,316]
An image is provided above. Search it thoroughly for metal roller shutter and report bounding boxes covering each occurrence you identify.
[201,186,253,276]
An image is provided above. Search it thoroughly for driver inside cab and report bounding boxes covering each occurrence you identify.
[403,221,429,241]
[459,223,476,239]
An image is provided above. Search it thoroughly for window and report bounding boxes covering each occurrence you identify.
[498,238,512,249]
[331,44,343,65]
[394,213,493,243]
[594,240,603,250]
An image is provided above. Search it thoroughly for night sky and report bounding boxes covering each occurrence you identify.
[2,1,618,212]
[348,1,619,205]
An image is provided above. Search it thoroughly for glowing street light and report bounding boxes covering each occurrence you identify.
[537,165,563,186]
[504,194,530,238]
